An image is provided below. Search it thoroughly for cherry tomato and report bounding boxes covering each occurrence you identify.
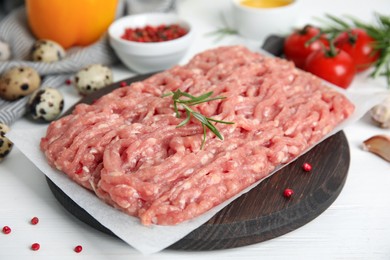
[335,28,379,72]
[284,25,329,69]
[305,47,355,89]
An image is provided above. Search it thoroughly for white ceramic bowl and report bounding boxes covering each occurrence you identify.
[108,13,194,74]
[231,0,299,41]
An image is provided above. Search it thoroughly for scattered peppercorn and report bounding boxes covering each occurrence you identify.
[30,217,39,225]
[283,188,294,198]
[31,243,40,251]
[302,162,312,172]
[65,79,72,85]
[121,24,188,43]
[120,81,127,87]
[74,245,83,253]
[2,226,11,234]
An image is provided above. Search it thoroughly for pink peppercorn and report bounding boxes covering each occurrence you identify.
[74,245,83,253]
[31,217,39,225]
[31,243,40,251]
[2,226,11,234]
[302,162,312,172]
[283,188,294,198]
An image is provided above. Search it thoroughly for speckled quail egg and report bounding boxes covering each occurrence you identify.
[27,87,64,122]
[0,40,11,61]
[31,39,66,63]
[0,123,13,162]
[74,64,113,95]
[0,66,41,101]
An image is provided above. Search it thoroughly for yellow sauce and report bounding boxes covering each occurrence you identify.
[240,0,293,8]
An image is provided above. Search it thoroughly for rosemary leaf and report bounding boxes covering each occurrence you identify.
[187,96,227,106]
[191,111,209,125]
[173,101,179,118]
[207,117,235,124]
[201,125,207,149]
[161,92,173,98]
[178,91,213,104]
[325,14,351,29]
[177,110,191,127]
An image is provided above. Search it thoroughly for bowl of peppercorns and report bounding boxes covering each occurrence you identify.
[108,13,194,73]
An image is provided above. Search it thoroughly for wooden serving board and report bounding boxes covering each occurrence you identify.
[46,36,351,251]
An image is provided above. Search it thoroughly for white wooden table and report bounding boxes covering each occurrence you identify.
[1,0,390,259]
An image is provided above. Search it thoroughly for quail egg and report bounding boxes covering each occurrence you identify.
[0,40,11,61]
[74,64,113,95]
[0,123,13,162]
[0,66,41,101]
[27,87,64,122]
[31,39,66,63]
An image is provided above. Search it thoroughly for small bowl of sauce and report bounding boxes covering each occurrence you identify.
[240,0,293,8]
[231,0,298,41]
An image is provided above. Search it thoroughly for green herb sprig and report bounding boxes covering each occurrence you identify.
[163,90,234,149]
[205,12,238,42]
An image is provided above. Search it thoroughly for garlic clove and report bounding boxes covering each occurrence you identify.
[362,135,390,162]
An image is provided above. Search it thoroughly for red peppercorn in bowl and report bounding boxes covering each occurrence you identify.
[121,24,188,43]
[108,13,194,73]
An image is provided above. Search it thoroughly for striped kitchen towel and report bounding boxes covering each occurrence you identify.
[0,7,119,126]
[0,0,177,126]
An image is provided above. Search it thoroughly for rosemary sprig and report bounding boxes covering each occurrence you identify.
[206,27,238,42]
[163,89,234,149]
[205,12,238,42]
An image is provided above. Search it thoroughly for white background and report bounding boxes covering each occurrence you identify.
[1,0,390,259]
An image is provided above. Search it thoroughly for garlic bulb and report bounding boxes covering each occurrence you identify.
[370,95,390,128]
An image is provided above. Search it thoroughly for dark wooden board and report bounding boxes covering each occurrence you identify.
[46,36,351,251]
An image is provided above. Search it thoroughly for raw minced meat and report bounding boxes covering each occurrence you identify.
[40,46,355,225]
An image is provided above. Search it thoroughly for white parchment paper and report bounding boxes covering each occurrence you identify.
[7,80,389,255]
